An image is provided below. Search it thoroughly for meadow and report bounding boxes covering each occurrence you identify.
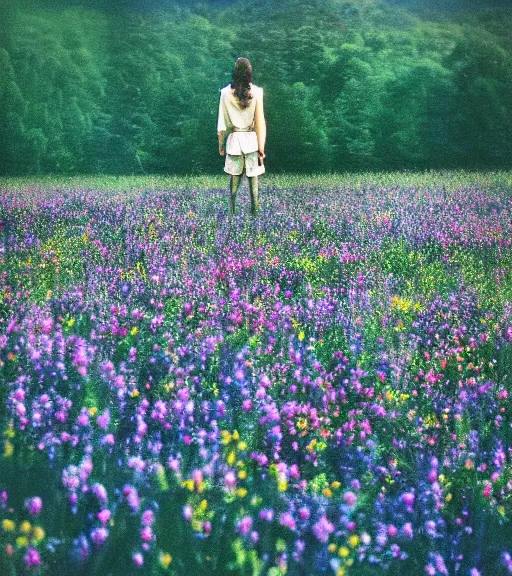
[1,170,511,575]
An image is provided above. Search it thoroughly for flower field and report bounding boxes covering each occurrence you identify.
[1,172,512,575]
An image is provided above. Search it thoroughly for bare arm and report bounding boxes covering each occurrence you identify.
[254,88,266,158]
[217,91,229,155]
[218,131,225,155]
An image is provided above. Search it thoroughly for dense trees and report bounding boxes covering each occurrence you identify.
[1,0,511,175]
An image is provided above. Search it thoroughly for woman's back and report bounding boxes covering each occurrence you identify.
[219,82,263,130]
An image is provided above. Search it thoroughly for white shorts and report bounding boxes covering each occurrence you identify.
[224,151,265,177]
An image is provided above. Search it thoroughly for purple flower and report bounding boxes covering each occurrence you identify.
[312,515,334,543]
[26,496,42,516]
[91,526,109,546]
[343,491,357,507]
[280,512,296,531]
[24,548,41,567]
[237,516,253,536]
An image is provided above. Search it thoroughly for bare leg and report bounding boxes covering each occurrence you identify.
[229,174,242,216]
[249,175,259,217]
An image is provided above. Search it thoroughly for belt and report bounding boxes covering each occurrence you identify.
[232,127,255,132]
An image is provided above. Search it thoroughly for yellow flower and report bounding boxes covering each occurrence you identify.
[200,500,208,511]
[89,407,98,416]
[298,330,305,342]
[236,488,248,498]
[232,430,240,441]
[131,327,138,336]
[33,526,45,542]
[238,441,247,451]
[328,543,337,553]
[227,451,236,466]
[181,479,194,491]
[338,546,350,557]
[323,488,333,498]
[348,535,360,547]
[331,481,341,489]
[238,470,247,480]
[159,552,172,568]
[4,440,14,458]
[20,521,32,534]
[191,519,202,532]
[2,519,15,532]
[16,536,29,547]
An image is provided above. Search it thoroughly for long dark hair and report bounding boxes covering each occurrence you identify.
[230,57,253,110]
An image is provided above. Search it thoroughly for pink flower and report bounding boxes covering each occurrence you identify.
[280,512,296,531]
[237,516,253,536]
[402,522,414,538]
[183,505,193,521]
[401,491,415,511]
[312,515,334,543]
[141,510,154,526]
[224,472,236,487]
[26,497,42,516]
[343,491,357,507]
[97,509,111,524]
[141,526,153,542]
[91,526,109,546]
[24,548,41,567]
[96,409,110,430]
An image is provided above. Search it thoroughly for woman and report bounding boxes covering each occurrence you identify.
[217,57,266,217]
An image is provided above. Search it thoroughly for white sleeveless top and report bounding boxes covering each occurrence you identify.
[217,82,263,155]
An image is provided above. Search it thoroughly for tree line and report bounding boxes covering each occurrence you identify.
[1,0,511,175]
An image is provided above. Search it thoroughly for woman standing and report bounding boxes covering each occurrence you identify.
[217,57,266,217]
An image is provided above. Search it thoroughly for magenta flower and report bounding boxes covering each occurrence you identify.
[237,516,253,536]
[280,512,296,531]
[343,491,357,507]
[97,509,111,525]
[24,548,41,567]
[26,496,42,516]
[312,515,334,543]
[91,527,109,546]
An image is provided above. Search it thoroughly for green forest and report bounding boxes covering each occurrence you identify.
[1,0,511,175]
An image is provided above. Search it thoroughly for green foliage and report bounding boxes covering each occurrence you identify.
[0,1,511,175]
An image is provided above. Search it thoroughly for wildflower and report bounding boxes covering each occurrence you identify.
[160,552,172,568]
[2,519,15,532]
[97,509,111,525]
[141,510,154,526]
[183,505,193,521]
[343,491,357,507]
[312,515,334,543]
[237,516,253,536]
[280,512,296,531]
[91,526,109,546]
[24,548,41,567]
